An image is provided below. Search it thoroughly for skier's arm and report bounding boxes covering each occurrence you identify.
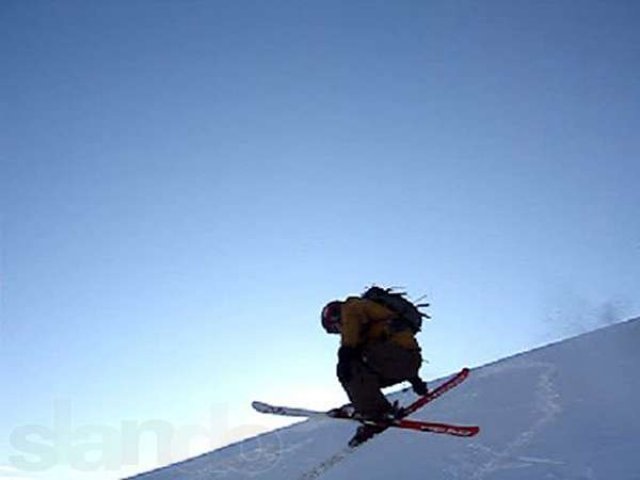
[340,299,367,347]
[340,298,397,346]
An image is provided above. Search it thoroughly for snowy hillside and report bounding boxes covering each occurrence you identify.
[128,318,640,480]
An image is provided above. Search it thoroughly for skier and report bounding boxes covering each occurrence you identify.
[321,293,429,427]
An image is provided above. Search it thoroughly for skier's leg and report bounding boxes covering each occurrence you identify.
[340,359,392,419]
[364,343,422,387]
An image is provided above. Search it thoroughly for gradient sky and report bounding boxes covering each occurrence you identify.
[2,1,639,479]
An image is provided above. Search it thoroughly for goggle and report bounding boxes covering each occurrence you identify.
[323,304,340,323]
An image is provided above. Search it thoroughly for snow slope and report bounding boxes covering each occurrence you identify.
[128,318,640,480]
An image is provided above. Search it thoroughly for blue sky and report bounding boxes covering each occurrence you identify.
[1,1,639,478]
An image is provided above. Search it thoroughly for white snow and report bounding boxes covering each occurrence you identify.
[126,318,640,479]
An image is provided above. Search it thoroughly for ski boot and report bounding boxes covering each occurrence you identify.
[349,423,387,447]
[348,401,404,447]
[410,376,429,396]
[327,404,356,419]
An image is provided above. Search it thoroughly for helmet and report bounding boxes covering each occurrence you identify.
[321,301,343,334]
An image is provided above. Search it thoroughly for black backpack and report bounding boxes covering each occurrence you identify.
[361,286,430,333]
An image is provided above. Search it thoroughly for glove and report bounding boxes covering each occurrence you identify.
[410,377,428,396]
[336,346,359,384]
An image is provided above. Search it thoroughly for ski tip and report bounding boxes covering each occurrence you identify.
[251,401,268,411]
[466,426,480,437]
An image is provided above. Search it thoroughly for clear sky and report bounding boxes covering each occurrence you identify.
[1,1,639,479]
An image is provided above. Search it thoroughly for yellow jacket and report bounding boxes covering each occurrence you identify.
[340,297,420,350]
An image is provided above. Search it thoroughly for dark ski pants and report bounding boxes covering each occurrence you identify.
[340,342,422,418]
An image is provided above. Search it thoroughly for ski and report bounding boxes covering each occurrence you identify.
[345,368,474,445]
[251,401,477,436]
[371,418,479,437]
[286,369,475,477]
[330,367,471,421]
[251,401,329,418]
[253,367,469,419]
[253,367,476,445]
[406,366,470,415]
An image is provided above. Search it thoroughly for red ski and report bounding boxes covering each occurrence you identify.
[253,367,479,446]
[367,418,479,437]
[344,367,476,445]
[405,366,470,415]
